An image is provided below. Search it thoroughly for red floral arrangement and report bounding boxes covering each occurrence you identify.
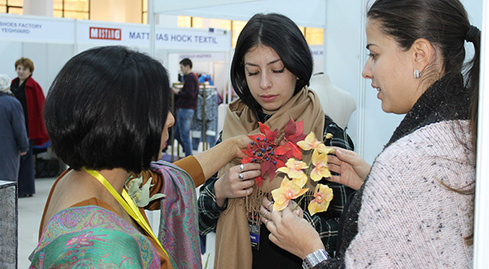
[240,118,307,186]
[241,118,335,216]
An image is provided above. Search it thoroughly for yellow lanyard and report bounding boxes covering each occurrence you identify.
[83,167,167,256]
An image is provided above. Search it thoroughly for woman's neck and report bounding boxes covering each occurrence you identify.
[258,109,273,123]
[81,167,130,194]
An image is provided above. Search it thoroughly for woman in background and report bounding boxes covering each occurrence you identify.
[11,57,49,197]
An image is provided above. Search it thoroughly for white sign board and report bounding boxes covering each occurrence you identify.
[0,14,74,44]
[76,20,231,50]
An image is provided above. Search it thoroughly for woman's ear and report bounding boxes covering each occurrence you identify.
[411,38,435,73]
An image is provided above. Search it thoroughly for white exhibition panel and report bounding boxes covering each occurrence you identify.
[474,1,489,267]
[0,13,233,95]
[76,20,231,51]
[154,0,326,28]
[0,14,74,43]
[0,14,231,51]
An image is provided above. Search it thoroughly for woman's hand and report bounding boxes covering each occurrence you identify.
[328,147,371,190]
[231,134,252,159]
[214,163,260,207]
[260,197,303,221]
[261,198,325,260]
[193,135,251,179]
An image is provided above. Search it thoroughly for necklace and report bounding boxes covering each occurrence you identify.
[83,167,167,256]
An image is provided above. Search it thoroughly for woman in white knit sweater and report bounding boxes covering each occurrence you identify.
[259,0,480,268]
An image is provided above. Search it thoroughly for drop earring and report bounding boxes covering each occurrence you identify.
[414,69,421,79]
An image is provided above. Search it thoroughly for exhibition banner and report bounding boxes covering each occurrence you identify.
[0,14,231,51]
[0,14,74,43]
[76,20,231,50]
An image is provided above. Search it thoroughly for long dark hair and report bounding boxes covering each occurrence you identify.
[367,0,480,149]
[230,13,313,119]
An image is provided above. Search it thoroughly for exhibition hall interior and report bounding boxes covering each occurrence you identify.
[0,0,487,268]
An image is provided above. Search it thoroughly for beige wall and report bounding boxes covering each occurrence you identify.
[91,0,142,23]
[23,0,54,16]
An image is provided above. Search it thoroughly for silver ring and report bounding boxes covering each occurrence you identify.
[238,173,244,180]
[264,219,268,225]
[267,200,274,210]
[240,164,245,172]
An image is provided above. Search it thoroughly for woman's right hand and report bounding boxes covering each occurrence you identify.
[214,163,261,207]
[327,147,371,190]
[265,206,325,260]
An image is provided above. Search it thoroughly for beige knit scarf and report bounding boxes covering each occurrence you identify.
[214,87,325,268]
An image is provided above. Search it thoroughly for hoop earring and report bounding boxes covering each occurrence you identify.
[414,69,421,79]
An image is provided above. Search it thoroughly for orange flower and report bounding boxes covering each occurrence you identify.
[271,176,309,211]
[276,158,308,187]
[308,184,333,216]
[310,150,331,181]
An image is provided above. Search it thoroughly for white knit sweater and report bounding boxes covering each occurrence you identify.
[345,120,474,268]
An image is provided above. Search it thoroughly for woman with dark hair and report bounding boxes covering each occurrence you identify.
[261,0,479,268]
[198,13,354,268]
[29,46,250,268]
[11,57,49,197]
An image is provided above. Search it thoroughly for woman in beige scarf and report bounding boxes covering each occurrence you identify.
[198,13,354,269]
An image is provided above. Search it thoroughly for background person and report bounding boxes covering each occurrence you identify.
[261,0,479,268]
[11,57,49,197]
[172,58,199,157]
[198,13,354,269]
[0,74,29,182]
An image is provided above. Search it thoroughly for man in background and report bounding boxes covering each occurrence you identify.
[172,58,199,157]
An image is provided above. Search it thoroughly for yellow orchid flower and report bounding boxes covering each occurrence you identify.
[308,184,333,216]
[297,132,334,155]
[297,132,322,151]
[271,176,309,211]
[276,158,308,187]
[310,150,331,181]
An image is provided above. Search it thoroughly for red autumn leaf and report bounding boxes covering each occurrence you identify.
[242,156,254,164]
[258,122,278,142]
[283,118,297,138]
[275,144,292,156]
[283,118,308,144]
[275,158,286,168]
[290,142,303,159]
[294,120,304,136]
[288,132,307,144]
[262,160,271,176]
[255,176,263,186]
[266,164,277,180]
